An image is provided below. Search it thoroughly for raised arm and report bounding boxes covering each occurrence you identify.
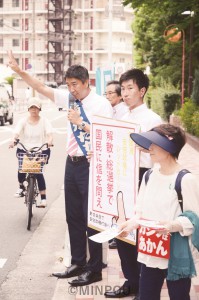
[7,50,55,101]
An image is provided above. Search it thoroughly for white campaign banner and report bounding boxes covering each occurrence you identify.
[88,116,140,244]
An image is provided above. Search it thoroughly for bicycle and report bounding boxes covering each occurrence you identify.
[14,140,49,230]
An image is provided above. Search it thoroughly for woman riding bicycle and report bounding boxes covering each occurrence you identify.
[9,97,53,208]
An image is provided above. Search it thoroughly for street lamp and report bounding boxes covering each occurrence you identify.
[164,25,185,106]
[181,11,195,97]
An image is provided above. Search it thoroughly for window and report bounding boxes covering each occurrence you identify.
[0,19,3,27]
[12,0,19,7]
[90,16,93,29]
[25,58,29,69]
[0,0,3,8]
[0,39,3,47]
[13,39,19,47]
[12,19,19,27]
[25,18,28,30]
[90,37,93,50]
[22,18,28,30]
[22,0,28,9]
[25,38,28,50]
[90,57,93,71]
[0,58,3,64]
[24,0,28,10]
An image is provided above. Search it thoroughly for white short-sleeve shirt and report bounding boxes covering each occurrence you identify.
[112,102,129,120]
[122,103,162,168]
[54,88,113,155]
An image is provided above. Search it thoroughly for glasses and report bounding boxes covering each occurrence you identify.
[103,92,117,96]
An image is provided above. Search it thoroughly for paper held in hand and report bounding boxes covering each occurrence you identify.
[137,220,166,230]
[89,227,124,243]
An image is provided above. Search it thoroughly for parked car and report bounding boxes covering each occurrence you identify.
[0,85,14,126]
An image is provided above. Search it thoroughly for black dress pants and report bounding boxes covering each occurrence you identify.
[64,156,102,273]
[115,167,149,290]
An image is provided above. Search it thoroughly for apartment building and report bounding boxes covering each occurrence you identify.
[0,0,133,85]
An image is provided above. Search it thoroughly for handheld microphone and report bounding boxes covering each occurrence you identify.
[69,93,76,109]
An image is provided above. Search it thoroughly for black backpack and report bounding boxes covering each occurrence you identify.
[145,169,190,212]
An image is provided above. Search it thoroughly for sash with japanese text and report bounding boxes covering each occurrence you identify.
[70,100,90,156]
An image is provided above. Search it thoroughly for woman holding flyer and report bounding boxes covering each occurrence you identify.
[119,124,199,300]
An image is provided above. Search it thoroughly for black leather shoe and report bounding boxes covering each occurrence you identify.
[69,270,102,286]
[52,264,84,279]
[109,239,117,249]
[104,285,135,298]
[132,294,139,300]
[102,262,107,269]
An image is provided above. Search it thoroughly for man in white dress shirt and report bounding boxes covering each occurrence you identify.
[104,80,128,250]
[105,80,128,120]
[7,51,113,287]
[104,69,162,300]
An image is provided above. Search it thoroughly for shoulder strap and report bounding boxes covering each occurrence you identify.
[144,168,190,211]
[175,169,190,211]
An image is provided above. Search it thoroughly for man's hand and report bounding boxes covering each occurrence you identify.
[86,150,93,163]
[67,108,82,125]
[7,50,22,73]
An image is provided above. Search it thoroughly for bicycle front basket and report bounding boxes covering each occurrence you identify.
[17,153,48,174]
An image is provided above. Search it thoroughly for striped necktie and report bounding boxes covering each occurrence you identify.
[67,132,78,156]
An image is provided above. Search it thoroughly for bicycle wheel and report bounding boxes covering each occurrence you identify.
[26,177,35,230]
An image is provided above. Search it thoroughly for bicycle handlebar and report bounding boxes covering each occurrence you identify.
[14,139,52,153]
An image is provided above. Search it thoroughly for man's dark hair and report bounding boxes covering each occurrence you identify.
[64,65,89,84]
[106,80,121,96]
[119,68,149,91]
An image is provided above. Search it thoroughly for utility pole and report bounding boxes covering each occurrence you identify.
[181,11,195,97]
[32,0,36,96]
[108,0,113,66]
[188,16,194,97]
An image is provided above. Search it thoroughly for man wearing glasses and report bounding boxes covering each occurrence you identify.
[104,80,128,120]
[103,80,128,250]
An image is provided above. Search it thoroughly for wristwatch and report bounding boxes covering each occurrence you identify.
[79,121,86,130]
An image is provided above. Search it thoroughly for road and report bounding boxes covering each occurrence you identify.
[0,101,67,286]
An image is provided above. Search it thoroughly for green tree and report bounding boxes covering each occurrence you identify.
[4,76,15,98]
[178,98,198,133]
[123,0,199,94]
[146,78,180,120]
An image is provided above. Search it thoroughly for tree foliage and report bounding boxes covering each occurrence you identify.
[146,78,180,121]
[4,76,15,97]
[123,0,199,95]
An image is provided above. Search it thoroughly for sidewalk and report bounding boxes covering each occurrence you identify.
[0,141,198,300]
[52,140,199,300]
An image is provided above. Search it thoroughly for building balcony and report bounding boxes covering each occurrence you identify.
[73,42,132,53]
[73,20,132,32]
